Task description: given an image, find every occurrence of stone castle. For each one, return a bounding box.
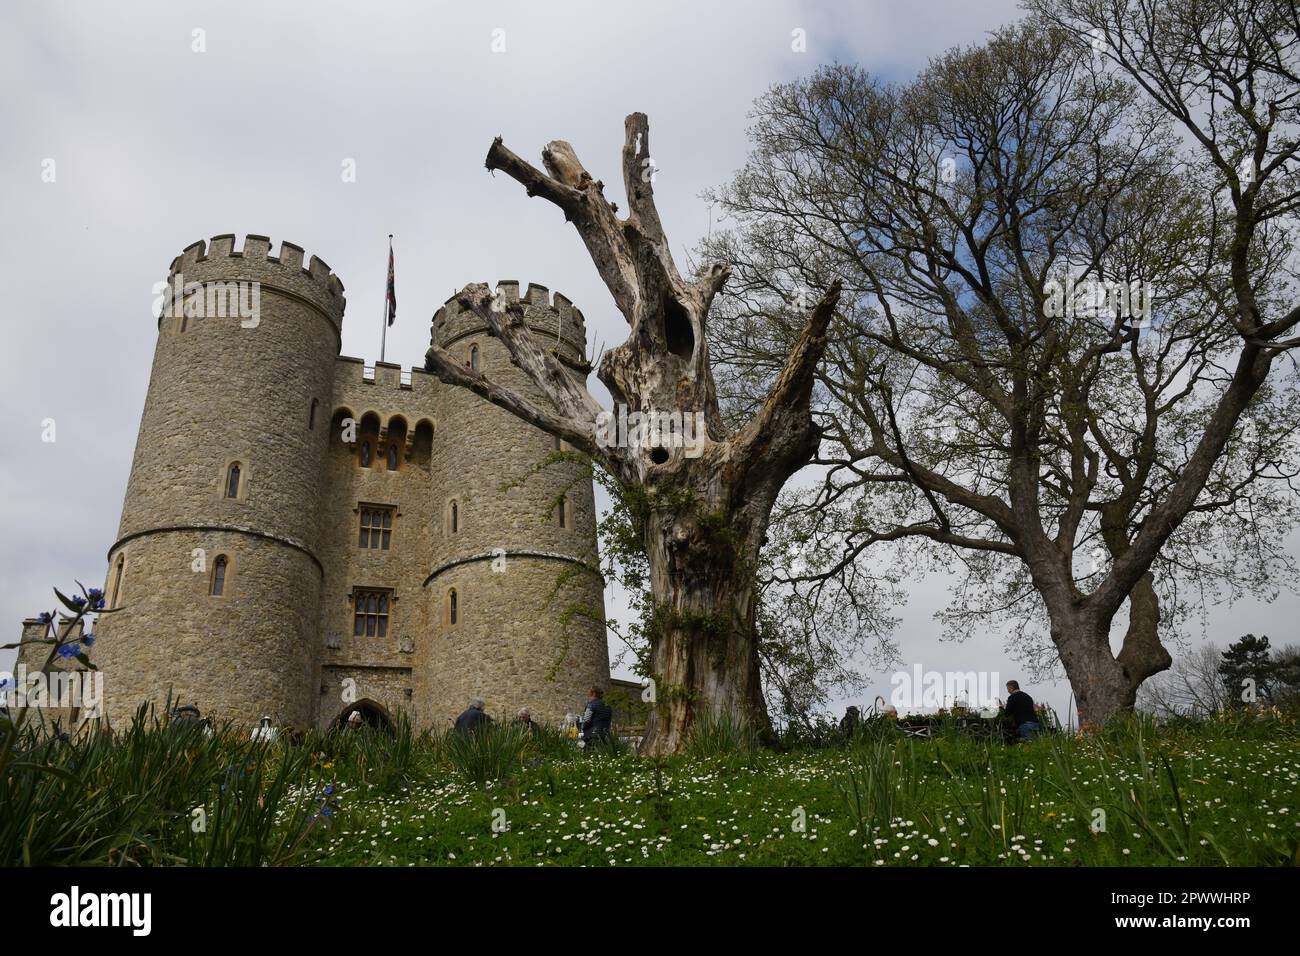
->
[20,233,613,732]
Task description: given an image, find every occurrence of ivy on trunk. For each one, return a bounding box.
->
[425,114,841,754]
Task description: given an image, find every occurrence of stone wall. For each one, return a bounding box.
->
[319,664,412,730]
[315,360,439,730]
[423,284,609,727]
[91,235,341,731]
[57,240,612,736]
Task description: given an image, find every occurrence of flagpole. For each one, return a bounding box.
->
[380,235,392,363]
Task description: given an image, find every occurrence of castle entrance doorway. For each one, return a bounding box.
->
[333,698,395,734]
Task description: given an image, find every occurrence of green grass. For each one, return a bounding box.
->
[3,709,1297,866]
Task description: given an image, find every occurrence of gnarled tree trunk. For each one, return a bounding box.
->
[1045,566,1172,728]
[642,506,769,754]
[1050,609,1129,727]
[424,114,841,754]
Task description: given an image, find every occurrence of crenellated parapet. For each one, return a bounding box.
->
[335,356,435,391]
[429,281,589,362]
[81,229,611,734]
[166,234,347,331]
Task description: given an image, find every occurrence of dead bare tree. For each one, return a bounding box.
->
[424,114,842,754]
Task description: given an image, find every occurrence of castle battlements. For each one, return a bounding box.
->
[71,236,611,736]
[167,234,346,327]
[430,280,589,358]
[335,356,434,391]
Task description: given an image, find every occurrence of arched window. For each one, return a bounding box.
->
[357,413,381,468]
[558,494,568,529]
[387,443,399,471]
[225,463,241,499]
[109,555,125,609]
[309,398,319,430]
[450,501,459,534]
[469,345,479,371]
[411,420,434,466]
[448,588,458,626]
[211,556,227,596]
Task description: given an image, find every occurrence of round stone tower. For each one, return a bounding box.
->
[423,282,610,727]
[93,234,344,730]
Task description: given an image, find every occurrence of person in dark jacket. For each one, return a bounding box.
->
[454,697,491,734]
[839,705,861,739]
[580,687,612,746]
[1003,681,1040,741]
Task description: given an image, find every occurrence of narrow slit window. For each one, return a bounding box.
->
[309,398,319,430]
[225,463,241,499]
[211,556,227,596]
[387,443,399,471]
[448,589,458,625]
[469,345,479,371]
[450,501,459,534]
[360,441,372,468]
[109,557,124,609]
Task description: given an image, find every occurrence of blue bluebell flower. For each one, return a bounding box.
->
[82,633,95,646]
[57,643,78,658]
[37,612,52,625]
[70,595,86,609]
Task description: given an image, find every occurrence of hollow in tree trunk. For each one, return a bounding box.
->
[424,113,842,754]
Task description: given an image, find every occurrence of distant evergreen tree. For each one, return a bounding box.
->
[1272,646,1300,712]
[1218,635,1281,707]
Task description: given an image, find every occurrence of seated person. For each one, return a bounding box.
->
[1003,681,1040,740]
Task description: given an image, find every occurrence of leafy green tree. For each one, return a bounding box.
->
[704,4,1300,725]
[1272,644,1300,712]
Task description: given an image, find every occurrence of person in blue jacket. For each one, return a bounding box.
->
[579,686,612,746]
[454,697,491,734]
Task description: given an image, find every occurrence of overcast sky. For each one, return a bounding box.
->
[3,0,1296,722]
